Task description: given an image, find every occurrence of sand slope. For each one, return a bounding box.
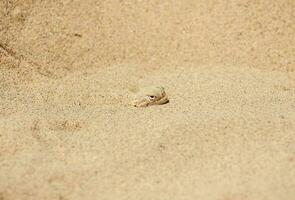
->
[1,0,295,200]
[1,65,295,200]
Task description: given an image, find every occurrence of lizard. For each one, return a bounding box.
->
[132,86,169,107]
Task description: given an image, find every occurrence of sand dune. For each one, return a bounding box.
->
[1,0,295,199]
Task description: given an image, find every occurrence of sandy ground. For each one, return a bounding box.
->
[1,0,295,200]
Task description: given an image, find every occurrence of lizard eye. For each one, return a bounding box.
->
[149,95,156,99]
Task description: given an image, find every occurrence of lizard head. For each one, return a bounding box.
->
[132,86,169,107]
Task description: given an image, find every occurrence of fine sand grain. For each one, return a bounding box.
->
[1,1,295,200]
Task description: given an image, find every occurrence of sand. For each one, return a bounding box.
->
[1,0,295,200]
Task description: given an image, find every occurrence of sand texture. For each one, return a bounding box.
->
[1,0,295,200]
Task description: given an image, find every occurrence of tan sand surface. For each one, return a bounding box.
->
[1,0,295,200]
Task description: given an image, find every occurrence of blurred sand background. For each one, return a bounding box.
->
[0,0,295,199]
